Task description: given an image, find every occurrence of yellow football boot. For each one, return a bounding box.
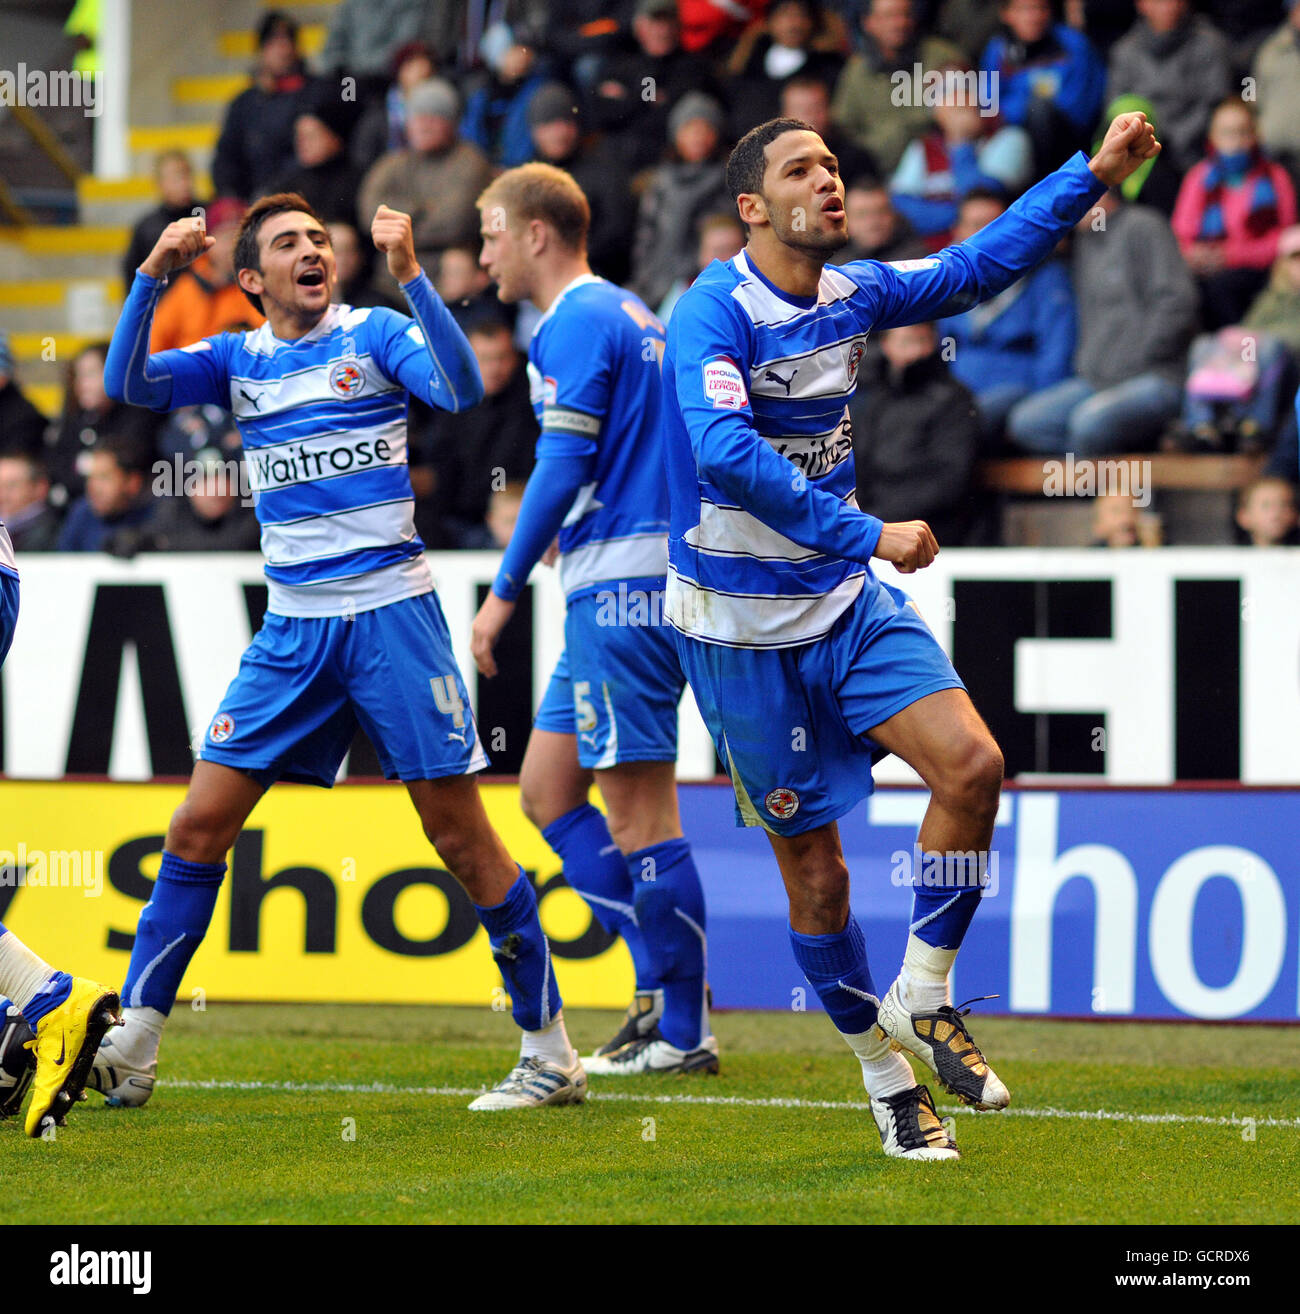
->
[24,979,122,1137]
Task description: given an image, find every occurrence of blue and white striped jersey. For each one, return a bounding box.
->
[106,269,482,617]
[662,151,1105,649]
[525,274,669,599]
[0,522,16,578]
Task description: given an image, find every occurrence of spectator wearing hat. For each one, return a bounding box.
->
[122,150,202,287]
[630,91,732,310]
[350,40,439,171]
[150,198,265,352]
[269,90,365,225]
[460,23,552,168]
[527,82,636,285]
[212,11,321,201]
[0,453,60,552]
[358,78,495,274]
[590,0,729,173]
[0,332,49,458]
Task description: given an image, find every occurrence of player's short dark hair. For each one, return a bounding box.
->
[477,163,590,253]
[726,117,816,225]
[234,192,328,314]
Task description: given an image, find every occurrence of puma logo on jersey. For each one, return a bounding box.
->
[764,367,798,395]
[239,387,263,411]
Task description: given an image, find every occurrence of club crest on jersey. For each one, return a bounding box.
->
[209,713,235,744]
[703,356,748,409]
[846,339,867,384]
[765,787,800,820]
[329,359,366,398]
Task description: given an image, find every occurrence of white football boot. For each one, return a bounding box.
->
[870,1084,961,1161]
[585,989,664,1063]
[468,1053,588,1111]
[87,1006,163,1107]
[583,1027,719,1076]
[877,982,1010,1111]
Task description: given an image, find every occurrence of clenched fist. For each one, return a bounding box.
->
[371,204,419,284]
[873,520,939,574]
[139,214,214,280]
[1089,111,1161,188]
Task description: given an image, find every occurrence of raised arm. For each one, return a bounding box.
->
[370,204,484,412]
[105,216,228,410]
[860,112,1160,331]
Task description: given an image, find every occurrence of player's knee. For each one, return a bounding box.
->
[936,736,1004,820]
[166,798,238,862]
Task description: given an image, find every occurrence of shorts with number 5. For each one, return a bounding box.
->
[197,591,488,786]
[534,588,685,768]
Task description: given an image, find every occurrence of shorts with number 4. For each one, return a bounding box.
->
[534,588,685,768]
[198,591,488,787]
[674,577,964,836]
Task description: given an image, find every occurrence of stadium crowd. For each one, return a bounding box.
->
[1,0,1298,553]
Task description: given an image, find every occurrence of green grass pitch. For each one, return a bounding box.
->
[3,1005,1297,1225]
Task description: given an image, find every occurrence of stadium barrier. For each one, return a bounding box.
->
[0,780,1295,1021]
[1,548,1298,783]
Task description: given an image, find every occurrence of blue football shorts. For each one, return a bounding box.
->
[197,590,488,787]
[533,585,685,769]
[675,577,964,836]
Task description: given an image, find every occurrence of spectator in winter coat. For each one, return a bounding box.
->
[1008,189,1199,454]
[851,321,984,545]
[56,435,157,553]
[1172,99,1298,330]
[1250,4,1300,186]
[938,189,1075,443]
[358,79,495,274]
[460,23,551,169]
[629,93,731,311]
[212,11,321,201]
[831,0,966,176]
[889,91,1033,246]
[122,150,201,287]
[979,0,1105,173]
[1105,0,1233,180]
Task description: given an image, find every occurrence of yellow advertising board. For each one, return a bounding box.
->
[0,782,633,1008]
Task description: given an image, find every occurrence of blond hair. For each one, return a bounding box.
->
[478,163,590,253]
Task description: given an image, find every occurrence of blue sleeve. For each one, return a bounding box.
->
[844,151,1105,330]
[1030,261,1077,388]
[533,308,616,450]
[104,271,230,411]
[372,270,485,412]
[491,452,594,601]
[670,289,883,565]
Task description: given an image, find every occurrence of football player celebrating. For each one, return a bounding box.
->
[662,112,1160,1158]
[96,197,585,1111]
[0,520,122,1136]
[471,165,715,1075]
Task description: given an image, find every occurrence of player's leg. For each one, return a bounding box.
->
[520,725,666,1056]
[0,568,122,1132]
[765,822,957,1160]
[345,593,581,1110]
[585,760,715,1072]
[91,760,266,1106]
[405,774,584,1110]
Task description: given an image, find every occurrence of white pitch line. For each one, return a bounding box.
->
[161,1080,1300,1130]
